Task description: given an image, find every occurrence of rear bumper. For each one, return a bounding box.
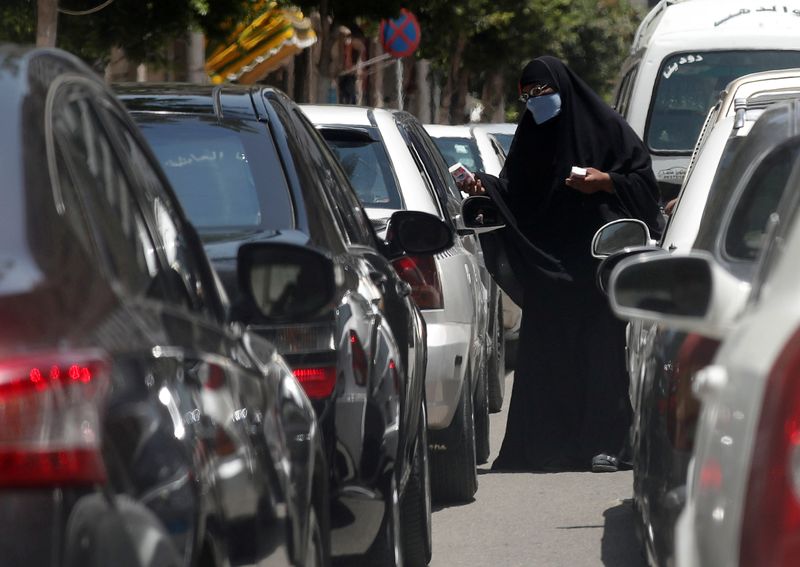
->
[423,319,471,429]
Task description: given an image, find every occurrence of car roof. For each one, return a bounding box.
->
[634,0,800,53]
[473,123,517,135]
[423,124,473,138]
[718,68,800,118]
[300,104,375,127]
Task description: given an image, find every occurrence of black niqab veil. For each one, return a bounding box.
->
[482,57,662,472]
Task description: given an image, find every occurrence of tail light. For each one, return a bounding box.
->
[666,333,719,451]
[740,326,800,566]
[0,350,110,487]
[350,331,368,386]
[293,367,337,399]
[391,255,443,309]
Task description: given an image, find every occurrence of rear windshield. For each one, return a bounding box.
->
[135,114,294,230]
[321,134,402,209]
[647,50,800,153]
[430,136,484,173]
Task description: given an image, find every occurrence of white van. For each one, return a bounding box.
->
[614,0,800,200]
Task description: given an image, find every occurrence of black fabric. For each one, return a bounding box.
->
[483,56,661,471]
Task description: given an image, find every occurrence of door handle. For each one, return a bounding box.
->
[396,280,412,297]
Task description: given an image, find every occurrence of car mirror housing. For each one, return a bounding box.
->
[608,251,751,339]
[236,242,342,323]
[461,195,506,234]
[595,246,665,296]
[384,210,454,258]
[592,219,652,258]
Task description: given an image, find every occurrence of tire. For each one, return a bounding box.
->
[429,377,478,503]
[488,292,506,413]
[401,403,433,566]
[474,362,490,466]
[365,472,403,567]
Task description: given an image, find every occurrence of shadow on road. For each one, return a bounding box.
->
[601,499,646,567]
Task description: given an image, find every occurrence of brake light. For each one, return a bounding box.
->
[391,255,443,309]
[741,326,800,566]
[293,367,337,399]
[350,331,368,386]
[0,351,110,487]
[666,334,719,451]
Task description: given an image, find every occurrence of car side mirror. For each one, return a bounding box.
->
[461,195,506,234]
[237,242,342,322]
[384,210,454,259]
[595,246,664,296]
[592,219,652,258]
[609,251,751,339]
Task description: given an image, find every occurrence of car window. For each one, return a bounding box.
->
[430,135,484,172]
[322,130,403,210]
[135,113,293,231]
[51,83,161,297]
[724,142,800,262]
[616,64,639,118]
[647,50,800,152]
[102,107,222,319]
[266,95,347,254]
[292,109,375,246]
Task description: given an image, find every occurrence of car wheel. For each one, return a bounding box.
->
[474,361,490,465]
[429,375,478,503]
[366,471,403,567]
[304,507,325,567]
[488,292,506,413]
[401,402,432,566]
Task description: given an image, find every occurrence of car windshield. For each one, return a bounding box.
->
[647,50,800,153]
[135,114,293,230]
[430,136,484,173]
[492,133,514,154]
[322,135,402,209]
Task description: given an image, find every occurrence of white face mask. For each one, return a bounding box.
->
[526,92,562,124]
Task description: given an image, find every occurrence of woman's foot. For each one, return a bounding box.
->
[591,453,620,473]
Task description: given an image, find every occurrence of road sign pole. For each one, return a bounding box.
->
[396,58,403,111]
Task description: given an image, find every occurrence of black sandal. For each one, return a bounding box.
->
[591,453,619,473]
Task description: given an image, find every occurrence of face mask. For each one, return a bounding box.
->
[526,92,562,124]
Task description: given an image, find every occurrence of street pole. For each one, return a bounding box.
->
[396,58,403,111]
[36,0,58,47]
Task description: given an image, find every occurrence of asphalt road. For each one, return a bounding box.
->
[429,372,647,567]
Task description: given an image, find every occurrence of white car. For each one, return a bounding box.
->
[613,0,800,201]
[474,122,516,155]
[302,104,503,503]
[592,70,800,567]
[424,123,523,361]
[602,99,800,567]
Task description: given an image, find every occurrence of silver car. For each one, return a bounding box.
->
[302,104,501,503]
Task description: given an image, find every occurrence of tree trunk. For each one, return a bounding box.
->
[436,32,467,124]
[452,68,469,123]
[481,70,506,123]
[314,0,336,103]
[36,0,58,48]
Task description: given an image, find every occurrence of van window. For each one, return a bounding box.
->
[647,50,800,153]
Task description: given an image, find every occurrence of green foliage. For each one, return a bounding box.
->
[0,0,251,66]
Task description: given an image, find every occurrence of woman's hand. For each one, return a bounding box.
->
[565,167,614,194]
[458,176,486,196]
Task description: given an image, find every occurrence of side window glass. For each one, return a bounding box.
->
[293,109,373,246]
[51,85,161,297]
[724,144,800,262]
[103,108,217,317]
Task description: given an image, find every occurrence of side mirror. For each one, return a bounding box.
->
[592,219,652,258]
[461,195,506,234]
[595,246,664,295]
[237,243,342,322]
[608,251,751,338]
[384,210,453,259]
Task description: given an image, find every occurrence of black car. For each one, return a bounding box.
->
[119,84,452,566]
[0,45,331,567]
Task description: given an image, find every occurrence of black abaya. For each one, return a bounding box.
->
[479,57,662,471]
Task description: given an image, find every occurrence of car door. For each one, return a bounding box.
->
[88,92,294,565]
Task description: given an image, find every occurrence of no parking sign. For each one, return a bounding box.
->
[380,9,421,58]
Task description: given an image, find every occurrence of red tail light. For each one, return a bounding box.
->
[741,326,800,566]
[350,331,368,386]
[0,351,110,487]
[666,334,719,451]
[293,367,337,399]
[391,255,443,309]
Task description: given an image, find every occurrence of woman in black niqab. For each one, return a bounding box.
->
[471,56,662,471]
